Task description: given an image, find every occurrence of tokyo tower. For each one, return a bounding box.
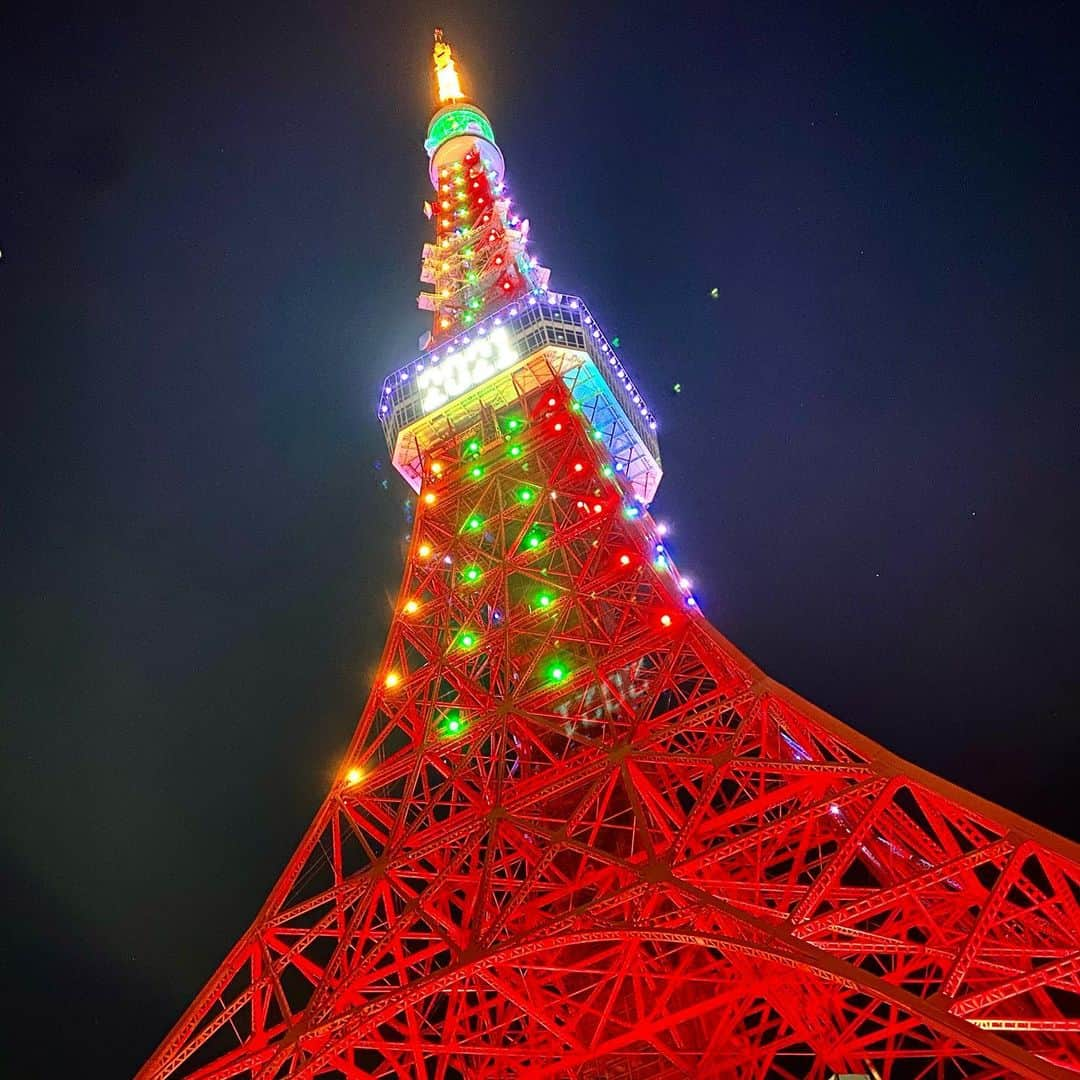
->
[139,30,1080,1080]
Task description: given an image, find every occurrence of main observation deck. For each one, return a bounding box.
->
[379,291,663,505]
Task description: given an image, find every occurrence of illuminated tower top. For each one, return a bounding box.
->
[379,32,662,504]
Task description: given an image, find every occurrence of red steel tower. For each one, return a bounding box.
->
[139,31,1080,1079]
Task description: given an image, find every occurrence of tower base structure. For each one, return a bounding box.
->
[140,375,1080,1079]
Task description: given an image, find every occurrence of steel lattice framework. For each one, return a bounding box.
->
[139,30,1080,1080]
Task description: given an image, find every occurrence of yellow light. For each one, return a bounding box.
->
[384,672,400,689]
[431,461,443,474]
[433,30,463,102]
[403,599,419,614]
[423,492,437,505]
[345,767,362,785]
[418,543,433,559]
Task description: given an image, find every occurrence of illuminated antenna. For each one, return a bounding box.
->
[433,28,463,103]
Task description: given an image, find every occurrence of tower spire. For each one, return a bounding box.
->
[433,28,463,104]
[417,30,550,349]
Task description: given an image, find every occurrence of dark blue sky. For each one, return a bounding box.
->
[3,3,1077,1074]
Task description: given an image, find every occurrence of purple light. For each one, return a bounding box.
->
[528,297,537,305]
[649,421,657,430]
[510,306,519,315]
[584,316,592,325]
[569,300,579,310]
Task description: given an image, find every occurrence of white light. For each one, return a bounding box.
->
[416,327,519,414]
[601,343,609,351]
[584,316,592,325]
[656,523,668,536]
[400,372,408,382]
[649,421,657,430]
[569,300,579,310]
[680,577,692,590]
[528,297,537,305]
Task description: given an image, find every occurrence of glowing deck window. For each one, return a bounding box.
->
[417,328,518,413]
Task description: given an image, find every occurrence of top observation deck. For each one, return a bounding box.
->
[379,291,662,505]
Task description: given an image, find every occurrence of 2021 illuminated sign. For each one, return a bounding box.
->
[417,327,518,414]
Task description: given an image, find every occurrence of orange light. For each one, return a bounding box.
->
[384,672,400,689]
[345,767,362,785]
[418,543,433,559]
[423,492,437,505]
[403,599,419,614]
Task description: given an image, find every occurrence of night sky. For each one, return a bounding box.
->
[3,3,1078,1075]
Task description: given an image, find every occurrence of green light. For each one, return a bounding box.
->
[547,662,568,683]
[466,516,483,531]
[463,247,474,257]
[424,107,496,156]
[462,313,474,324]
[526,531,543,549]
[537,592,553,608]
[463,565,482,584]
[441,709,466,737]
[592,429,603,440]
[466,271,478,284]
[509,445,522,458]
[459,631,476,648]
[464,439,480,456]
[571,401,582,412]
[506,418,520,431]
[468,297,482,310]
[602,465,614,478]
[470,465,484,479]
[516,488,534,504]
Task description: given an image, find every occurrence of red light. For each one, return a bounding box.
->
[554,423,563,432]
[593,503,602,513]
[619,554,631,567]
[573,463,583,472]
[547,397,556,407]
[503,282,512,290]
[660,614,673,628]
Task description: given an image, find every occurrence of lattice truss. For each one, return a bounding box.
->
[140,379,1080,1080]
[419,147,538,342]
